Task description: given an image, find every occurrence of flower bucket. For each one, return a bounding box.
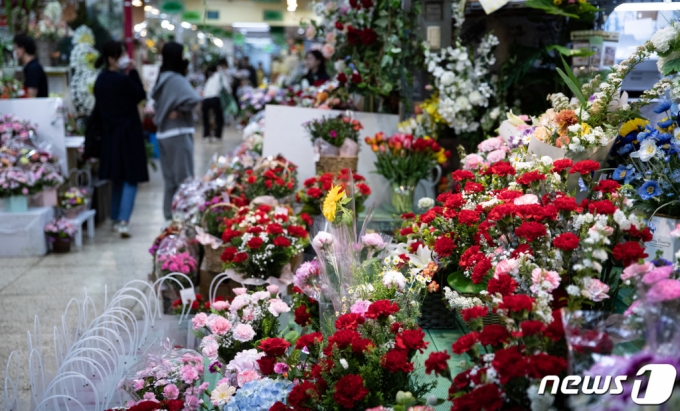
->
[4,195,28,213]
[391,181,416,214]
[645,216,680,262]
[63,205,86,219]
[51,237,71,253]
[30,188,58,208]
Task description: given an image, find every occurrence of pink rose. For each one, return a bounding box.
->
[209,316,232,335]
[163,384,179,400]
[212,300,230,311]
[192,313,208,330]
[486,149,507,163]
[530,268,561,294]
[462,154,484,170]
[233,288,248,295]
[233,323,256,342]
[514,194,539,206]
[477,136,504,153]
[494,258,518,277]
[580,277,610,302]
[326,32,336,44]
[237,369,261,387]
[268,298,291,317]
[266,284,279,295]
[647,279,680,302]
[642,265,674,285]
[621,261,654,281]
[350,300,371,316]
[305,26,316,40]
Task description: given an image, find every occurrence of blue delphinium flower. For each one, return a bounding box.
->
[671,169,680,183]
[617,143,633,155]
[612,164,636,184]
[224,378,292,411]
[638,180,663,200]
[657,133,673,142]
[658,118,674,129]
[654,100,672,114]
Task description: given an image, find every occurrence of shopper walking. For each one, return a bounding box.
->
[91,40,148,237]
[151,42,201,221]
[13,34,48,98]
[202,64,230,141]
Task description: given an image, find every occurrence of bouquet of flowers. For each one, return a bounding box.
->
[0,76,23,99]
[304,114,363,149]
[120,342,207,407]
[0,114,36,143]
[243,156,298,200]
[292,260,322,330]
[192,286,290,366]
[59,187,89,209]
[44,217,76,239]
[0,167,35,197]
[31,163,64,191]
[219,204,309,280]
[296,169,371,216]
[157,252,198,278]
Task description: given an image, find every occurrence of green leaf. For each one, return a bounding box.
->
[380,55,393,68]
[525,0,580,18]
[447,271,486,294]
[547,44,595,57]
[556,67,586,107]
[374,17,389,28]
[284,329,299,344]
[661,57,680,76]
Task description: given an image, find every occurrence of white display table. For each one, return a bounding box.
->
[0,206,54,257]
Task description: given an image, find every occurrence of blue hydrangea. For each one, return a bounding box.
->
[223,378,292,411]
[638,180,663,200]
[612,164,636,184]
[654,100,672,114]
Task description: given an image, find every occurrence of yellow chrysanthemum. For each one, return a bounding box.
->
[322,185,344,222]
[619,118,648,137]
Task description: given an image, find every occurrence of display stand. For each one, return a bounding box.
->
[0,207,54,257]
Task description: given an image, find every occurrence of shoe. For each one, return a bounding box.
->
[118,222,131,238]
[111,221,121,232]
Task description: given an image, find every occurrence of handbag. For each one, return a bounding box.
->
[84,102,103,159]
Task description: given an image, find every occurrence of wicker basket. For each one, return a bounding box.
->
[417,290,458,329]
[201,202,239,273]
[315,155,358,175]
[455,305,501,330]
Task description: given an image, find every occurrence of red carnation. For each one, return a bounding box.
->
[257,355,276,375]
[487,273,518,296]
[498,294,535,313]
[420,209,437,223]
[401,212,416,220]
[544,310,565,342]
[221,228,241,243]
[247,237,264,249]
[336,72,348,84]
[511,243,533,258]
[478,324,510,346]
[612,241,648,266]
[300,212,313,227]
[551,158,573,173]
[381,348,414,373]
[351,337,374,354]
[488,161,516,177]
[471,256,492,284]
[163,400,185,411]
[335,313,365,330]
[569,159,600,174]
[516,170,547,185]
[526,353,567,379]
[233,252,248,263]
[553,232,580,251]
[425,351,450,376]
[515,221,547,242]
[497,189,524,201]
[221,246,238,262]
[395,328,428,353]
[273,236,291,247]
[357,183,371,195]
[307,187,324,198]
[287,381,318,410]
[258,338,291,357]
[491,346,527,384]
[248,226,264,235]
[287,225,308,238]
[520,320,547,337]
[444,193,465,209]
[452,170,475,181]
[294,305,312,326]
[462,384,504,411]
[552,196,579,212]
[400,227,414,236]
[463,181,485,193]
[593,179,621,194]
[325,329,361,355]
[269,401,292,411]
[335,21,343,30]
[451,332,478,354]
[333,375,368,409]
[296,332,323,350]
[461,306,488,322]
[458,209,481,226]
[364,300,399,319]
[128,402,162,411]
[588,199,617,215]
[626,225,653,242]
[267,223,284,235]
[434,236,456,257]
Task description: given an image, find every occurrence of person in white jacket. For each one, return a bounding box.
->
[202,64,231,141]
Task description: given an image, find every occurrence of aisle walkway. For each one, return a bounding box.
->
[0,128,241,410]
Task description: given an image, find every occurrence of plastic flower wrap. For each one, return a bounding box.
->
[171,179,210,224]
[192,287,289,366]
[44,217,76,238]
[59,187,89,209]
[0,114,37,143]
[296,168,370,216]
[219,203,309,281]
[242,155,298,200]
[120,340,207,406]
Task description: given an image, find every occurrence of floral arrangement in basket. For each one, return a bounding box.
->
[44,217,76,239]
[59,187,89,209]
[296,169,371,216]
[364,132,449,212]
[31,163,64,192]
[120,342,207,409]
[219,204,309,280]
[305,114,363,151]
[0,167,35,197]
[0,114,36,143]
[157,252,198,278]
[29,2,70,41]
[192,286,290,367]
[243,156,298,200]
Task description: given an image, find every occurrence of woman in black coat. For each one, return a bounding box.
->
[92,40,148,238]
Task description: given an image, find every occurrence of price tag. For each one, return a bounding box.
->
[275,206,289,216]
[180,287,197,305]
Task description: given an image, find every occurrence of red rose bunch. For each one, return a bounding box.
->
[220,204,309,279]
[296,169,371,216]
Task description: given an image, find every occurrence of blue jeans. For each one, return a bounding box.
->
[111,180,138,222]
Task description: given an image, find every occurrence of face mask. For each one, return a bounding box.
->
[117,54,131,68]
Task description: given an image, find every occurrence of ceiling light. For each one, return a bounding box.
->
[161,19,169,28]
[167,24,175,30]
[287,0,297,11]
[131,0,142,7]
[213,38,224,47]
[232,22,270,31]
[614,2,680,11]
[181,21,191,29]
[151,8,159,14]
[144,5,152,11]
[140,29,147,37]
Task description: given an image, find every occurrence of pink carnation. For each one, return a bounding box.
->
[212,300,230,311]
[209,316,232,335]
[514,194,539,206]
[478,136,504,153]
[233,323,256,342]
[486,149,507,163]
[494,258,518,277]
[462,154,484,170]
[181,364,199,383]
[163,384,179,400]
[621,261,654,280]
[350,300,371,316]
[233,287,248,295]
[274,362,290,374]
[642,265,673,285]
[267,284,280,295]
[647,279,680,302]
[192,313,208,330]
[268,298,291,317]
[530,268,561,294]
[236,369,261,387]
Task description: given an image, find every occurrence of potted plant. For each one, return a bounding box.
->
[304,114,363,174]
[59,187,89,218]
[45,217,76,253]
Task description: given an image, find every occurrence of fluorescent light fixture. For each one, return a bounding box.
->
[131,0,143,6]
[144,5,152,11]
[614,2,680,11]
[232,22,270,31]
[181,21,192,29]
[213,38,224,47]
[151,8,160,14]
[287,0,297,11]
[140,29,147,37]
[161,19,169,28]
[167,24,175,30]
[197,32,205,39]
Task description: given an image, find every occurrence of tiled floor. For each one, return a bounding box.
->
[0,128,242,410]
